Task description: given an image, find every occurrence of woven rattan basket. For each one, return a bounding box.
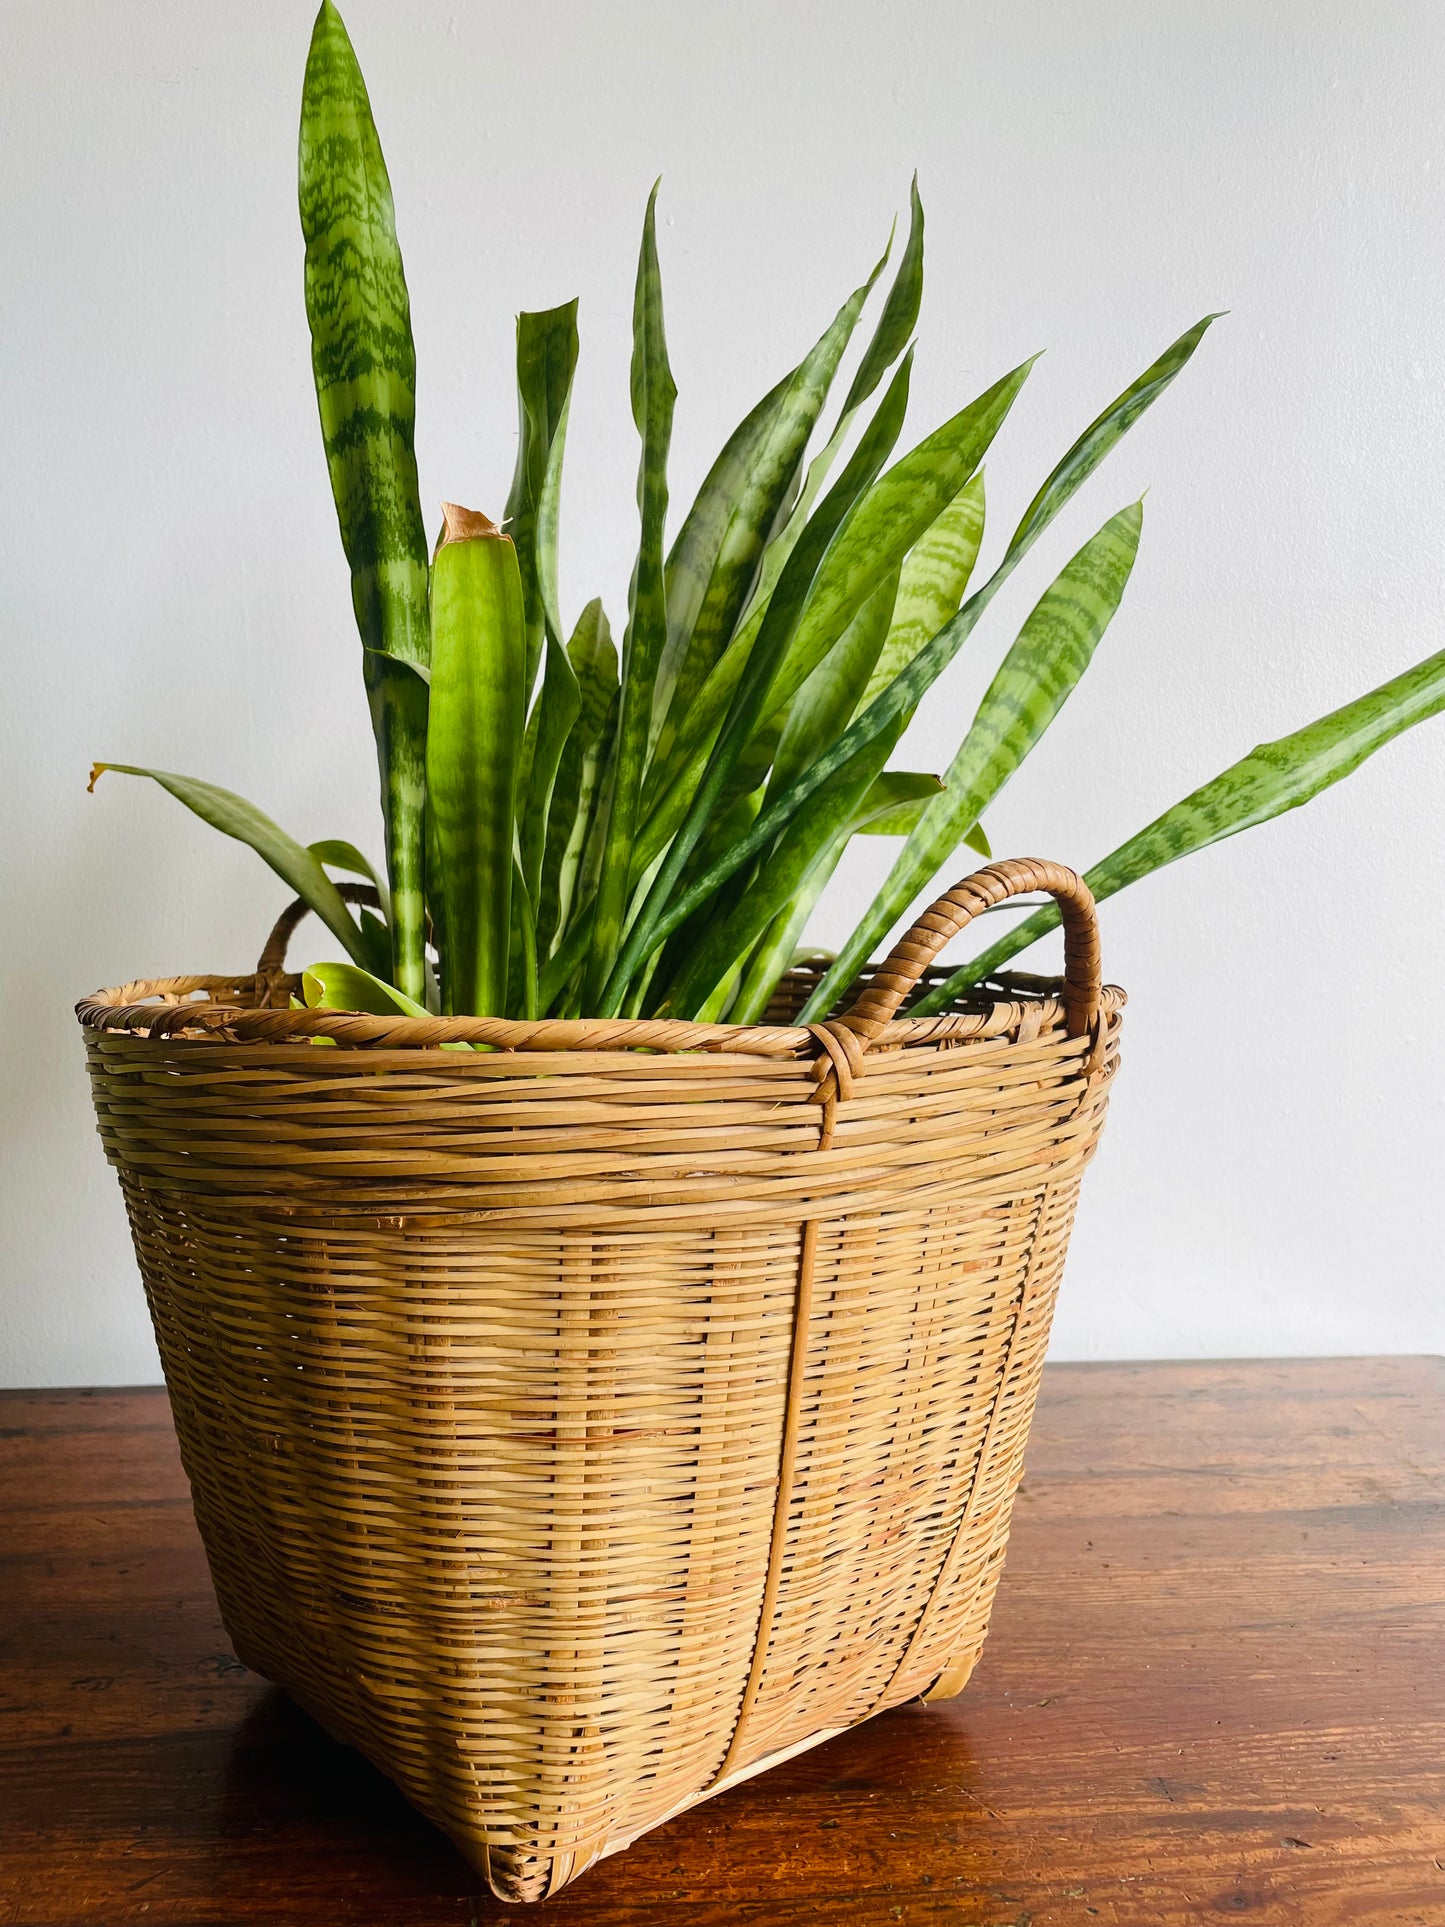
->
[78,857,1122,1902]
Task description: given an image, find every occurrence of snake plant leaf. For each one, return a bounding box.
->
[720,776,967,1027]
[303,958,478,1044]
[512,856,539,1020]
[504,299,580,692]
[609,356,1037,1003]
[860,470,986,712]
[852,771,947,833]
[308,836,379,884]
[537,890,595,1012]
[775,317,1214,737]
[841,175,925,418]
[302,959,428,1017]
[299,1,429,672]
[663,738,893,1020]
[505,304,583,904]
[353,908,393,978]
[801,500,1143,1021]
[726,848,844,1025]
[365,670,429,996]
[426,504,527,1016]
[724,775,959,1024]
[602,344,949,1014]
[656,317,1218,957]
[309,834,394,974]
[299,0,430,998]
[643,346,917,835]
[518,628,582,904]
[537,600,617,952]
[787,314,1218,818]
[308,838,391,921]
[584,183,677,1003]
[555,698,619,959]
[739,179,925,648]
[770,568,899,802]
[759,355,1027,735]
[912,641,1445,1015]
[649,247,888,771]
[90,763,373,968]
[1007,312,1221,565]
[651,372,791,740]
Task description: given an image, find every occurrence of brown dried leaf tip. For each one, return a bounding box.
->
[438,501,503,545]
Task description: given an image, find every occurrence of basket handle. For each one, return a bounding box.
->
[838,858,1101,1042]
[254,884,385,1003]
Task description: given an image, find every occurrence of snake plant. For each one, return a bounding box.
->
[94,1,1445,1023]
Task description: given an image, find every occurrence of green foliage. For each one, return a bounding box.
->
[910,645,1445,1013]
[91,5,1445,1028]
[426,508,527,1016]
[297,0,430,998]
[90,764,374,969]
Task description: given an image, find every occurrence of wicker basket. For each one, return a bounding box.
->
[78,858,1122,1902]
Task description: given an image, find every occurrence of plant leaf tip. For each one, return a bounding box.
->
[87,762,108,794]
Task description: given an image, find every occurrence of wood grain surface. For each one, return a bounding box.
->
[2,1357,1441,1926]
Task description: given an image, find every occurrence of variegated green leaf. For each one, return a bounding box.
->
[308,837,391,923]
[651,372,790,741]
[648,249,888,770]
[599,346,942,1013]
[609,358,1035,1001]
[642,348,916,834]
[506,303,584,907]
[537,599,617,953]
[726,847,844,1026]
[302,957,475,1042]
[660,738,892,1020]
[725,773,957,1027]
[299,0,430,996]
[769,568,899,802]
[90,763,372,968]
[736,179,926,647]
[505,299,580,691]
[801,500,1142,1020]
[840,175,925,417]
[911,642,1445,1014]
[760,360,1025,734]
[852,770,947,834]
[426,506,527,1016]
[302,959,428,1016]
[643,318,1218,962]
[1006,312,1221,564]
[859,470,985,712]
[584,184,677,1003]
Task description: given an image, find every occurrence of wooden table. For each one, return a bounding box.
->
[2,1358,1440,1925]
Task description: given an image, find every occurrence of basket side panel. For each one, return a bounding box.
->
[118,1179,807,1892]
[701,1185,1064,1776]
[702,1032,1111,1783]
[900,1176,1082,1702]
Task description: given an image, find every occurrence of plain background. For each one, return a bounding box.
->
[2,0,1442,1387]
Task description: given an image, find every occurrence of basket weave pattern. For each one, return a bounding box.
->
[78,859,1122,1902]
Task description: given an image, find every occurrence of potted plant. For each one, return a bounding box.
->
[79,3,1445,1902]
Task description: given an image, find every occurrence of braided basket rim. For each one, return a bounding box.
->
[76,964,1126,1058]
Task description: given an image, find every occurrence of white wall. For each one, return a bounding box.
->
[2,0,1442,1386]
